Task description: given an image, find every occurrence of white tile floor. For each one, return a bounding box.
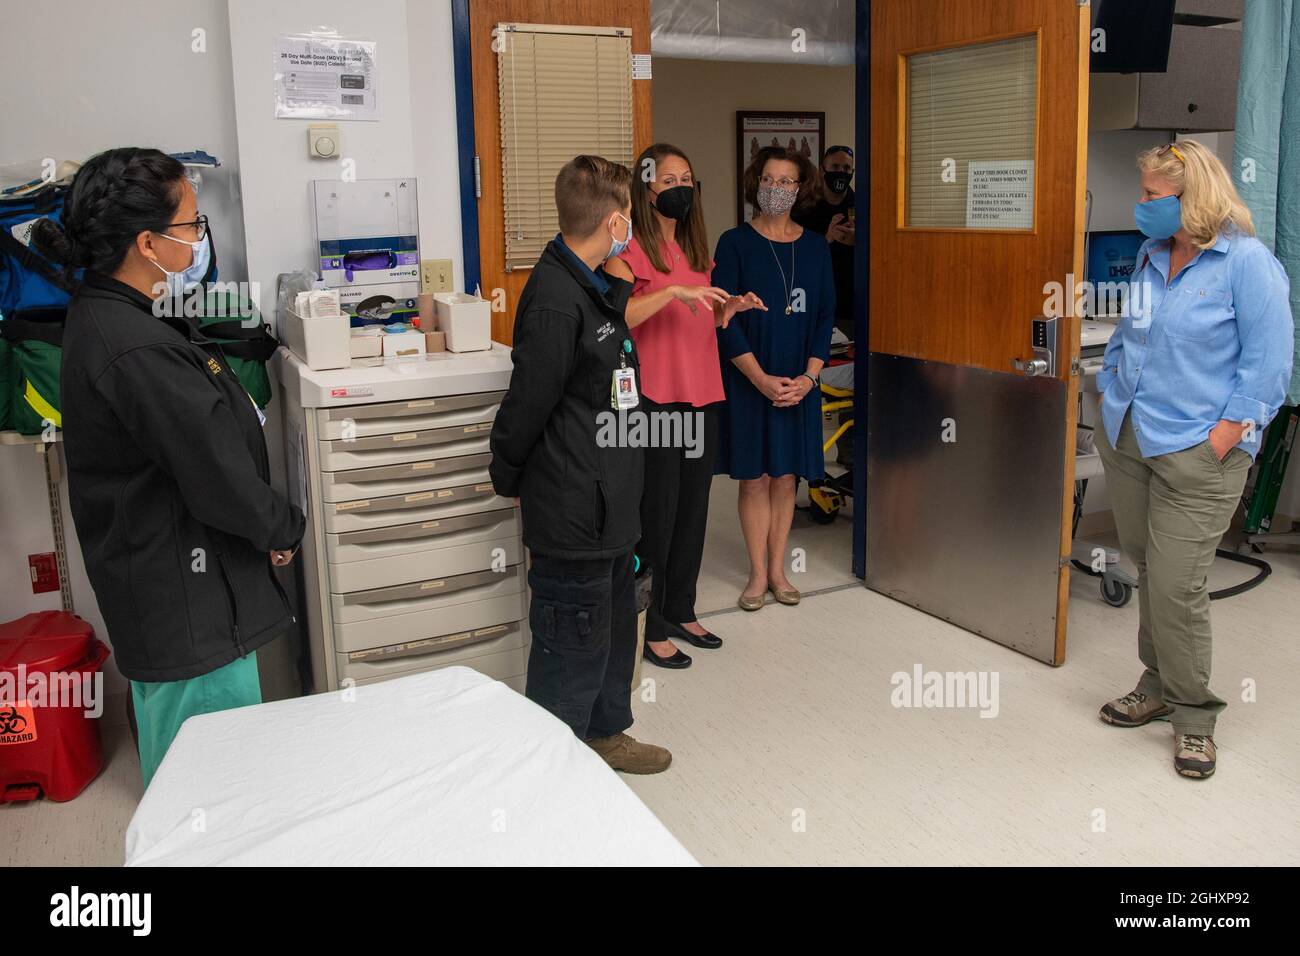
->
[5,474,1299,867]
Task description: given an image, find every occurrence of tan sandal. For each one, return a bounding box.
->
[737,592,765,611]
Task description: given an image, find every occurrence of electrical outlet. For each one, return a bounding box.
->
[420,258,454,293]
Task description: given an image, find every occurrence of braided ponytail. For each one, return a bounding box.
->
[30,147,187,286]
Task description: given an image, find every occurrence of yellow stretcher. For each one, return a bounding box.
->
[807,381,854,524]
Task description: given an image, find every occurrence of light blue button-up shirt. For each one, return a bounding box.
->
[1097,232,1294,459]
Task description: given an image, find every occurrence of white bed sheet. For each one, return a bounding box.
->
[124,666,696,866]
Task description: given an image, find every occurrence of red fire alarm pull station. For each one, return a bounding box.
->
[28,553,59,595]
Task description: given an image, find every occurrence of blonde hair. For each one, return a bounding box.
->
[1137,139,1254,250]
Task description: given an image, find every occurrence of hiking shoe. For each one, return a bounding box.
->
[586,732,672,774]
[1175,734,1216,778]
[1099,690,1173,727]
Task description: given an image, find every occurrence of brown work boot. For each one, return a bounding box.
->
[1174,734,1217,779]
[1099,689,1173,727]
[586,732,672,774]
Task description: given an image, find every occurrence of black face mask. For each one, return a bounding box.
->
[651,184,695,221]
[824,171,853,195]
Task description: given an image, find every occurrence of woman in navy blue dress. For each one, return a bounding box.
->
[713,146,836,611]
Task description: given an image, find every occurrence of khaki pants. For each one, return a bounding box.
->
[1095,413,1250,735]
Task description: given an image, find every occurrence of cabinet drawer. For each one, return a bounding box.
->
[334,590,526,653]
[317,426,492,471]
[326,507,518,559]
[331,564,525,624]
[316,391,504,439]
[321,453,493,502]
[324,480,505,534]
[326,522,522,593]
[339,640,529,687]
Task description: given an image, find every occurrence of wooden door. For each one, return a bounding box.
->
[866,0,1089,664]
[468,0,654,344]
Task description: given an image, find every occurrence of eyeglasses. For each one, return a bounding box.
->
[164,214,209,241]
[759,175,800,190]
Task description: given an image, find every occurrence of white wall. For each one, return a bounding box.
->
[226,0,464,324]
[0,0,249,700]
[0,0,466,700]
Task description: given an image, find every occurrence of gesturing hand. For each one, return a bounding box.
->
[717,291,767,329]
[270,548,297,567]
[674,284,731,315]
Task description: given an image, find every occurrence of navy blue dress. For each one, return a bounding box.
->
[712,222,836,479]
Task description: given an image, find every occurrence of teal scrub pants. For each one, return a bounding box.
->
[129,652,261,789]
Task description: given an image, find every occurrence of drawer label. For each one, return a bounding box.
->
[437,489,453,498]
[411,462,436,471]
[407,399,438,409]
[331,386,374,398]
[464,423,492,434]
[391,432,419,443]
[420,580,446,590]
[335,500,370,511]
[420,521,442,529]
[405,492,435,503]
[475,483,494,493]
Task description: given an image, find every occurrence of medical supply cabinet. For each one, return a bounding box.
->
[275,347,529,693]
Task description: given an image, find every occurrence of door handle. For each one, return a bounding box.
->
[1012,357,1050,377]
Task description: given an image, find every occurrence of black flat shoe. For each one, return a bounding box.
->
[642,642,692,669]
[666,621,722,649]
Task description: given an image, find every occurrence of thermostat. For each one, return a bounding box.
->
[308,125,341,159]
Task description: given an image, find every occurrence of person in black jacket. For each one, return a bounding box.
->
[32,148,304,788]
[490,155,671,774]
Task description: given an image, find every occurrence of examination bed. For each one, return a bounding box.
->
[124,666,697,866]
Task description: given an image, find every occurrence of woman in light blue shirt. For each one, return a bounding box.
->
[1095,140,1293,779]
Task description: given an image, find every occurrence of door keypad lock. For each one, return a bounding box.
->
[1013,317,1057,377]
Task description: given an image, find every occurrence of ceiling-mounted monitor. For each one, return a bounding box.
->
[1090,0,1176,74]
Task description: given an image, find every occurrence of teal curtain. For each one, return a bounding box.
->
[1233,0,1300,402]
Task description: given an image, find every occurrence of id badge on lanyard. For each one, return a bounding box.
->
[610,339,638,410]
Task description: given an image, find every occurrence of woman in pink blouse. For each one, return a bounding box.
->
[606,143,764,668]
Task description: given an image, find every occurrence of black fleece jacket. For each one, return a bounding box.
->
[60,272,304,682]
[489,239,644,560]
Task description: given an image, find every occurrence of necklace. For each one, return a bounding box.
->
[766,238,795,314]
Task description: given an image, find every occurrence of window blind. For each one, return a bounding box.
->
[905,35,1038,230]
[497,23,634,270]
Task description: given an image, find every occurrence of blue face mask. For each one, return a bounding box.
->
[1133,194,1183,240]
[606,213,632,261]
[151,231,211,297]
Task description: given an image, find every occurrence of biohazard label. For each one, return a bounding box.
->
[0,702,37,745]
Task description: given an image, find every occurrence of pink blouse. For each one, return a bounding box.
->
[618,236,725,407]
